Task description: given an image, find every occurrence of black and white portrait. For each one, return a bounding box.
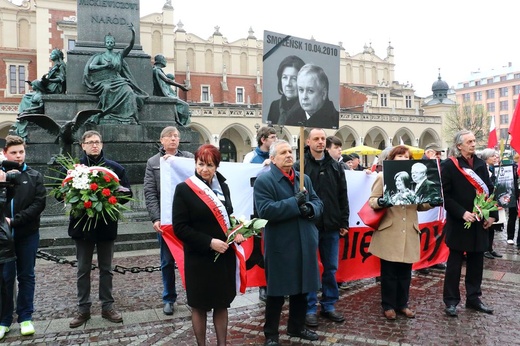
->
[494,164,516,208]
[383,160,443,205]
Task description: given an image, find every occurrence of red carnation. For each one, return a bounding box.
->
[108,196,118,204]
[104,175,111,182]
[102,188,111,197]
[84,200,92,209]
[90,183,98,191]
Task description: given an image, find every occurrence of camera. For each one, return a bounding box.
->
[0,160,21,185]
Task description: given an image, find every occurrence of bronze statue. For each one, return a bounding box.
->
[152,54,191,126]
[41,48,67,94]
[11,80,46,140]
[83,24,148,124]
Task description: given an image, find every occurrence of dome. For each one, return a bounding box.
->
[432,74,449,92]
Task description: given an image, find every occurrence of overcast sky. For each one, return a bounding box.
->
[139,0,520,98]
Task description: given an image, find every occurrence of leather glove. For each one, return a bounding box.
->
[299,203,314,218]
[429,199,444,207]
[377,197,393,208]
[294,191,307,206]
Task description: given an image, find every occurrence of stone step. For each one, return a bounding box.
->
[38,218,160,256]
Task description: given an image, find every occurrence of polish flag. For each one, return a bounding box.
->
[509,102,520,153]
[487,116,498,149]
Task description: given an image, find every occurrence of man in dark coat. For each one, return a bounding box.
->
[68,130,132,328]
[294,129,348,327]
[411,162,441,204]
[254,140,323,346]
[144,126,193,316]
[441,130,497,317]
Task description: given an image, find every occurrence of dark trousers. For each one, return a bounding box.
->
[443,249,484,306]
[264,293,307,340]
[380,259,412,311]
[0,263,5,320]
[507,207,519,244]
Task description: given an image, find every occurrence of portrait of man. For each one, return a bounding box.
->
[411,162,441,204]
[285,64,339,129]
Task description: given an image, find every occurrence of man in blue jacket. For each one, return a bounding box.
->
[0,135,46,338]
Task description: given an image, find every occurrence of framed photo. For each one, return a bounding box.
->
[262,30,340,129]
[494,164,516,208]
[382,160,443,206]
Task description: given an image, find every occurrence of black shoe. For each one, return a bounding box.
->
[264,339,280,346]
[417,268,430,274]
[483,251,495,259]
[305,313,318,327]
[444,305,458,317]
[287,327,319,341]
[432,263,447,270]
[259,286,267,302]
[163,302,174,315]
[490,251,503,258]
[320,310,345,322]
[466,301,493,314]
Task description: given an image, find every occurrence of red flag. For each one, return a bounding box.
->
[487,116,498,148]
[509,101,520,153]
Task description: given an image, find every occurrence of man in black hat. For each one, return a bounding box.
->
[350,153,365,171]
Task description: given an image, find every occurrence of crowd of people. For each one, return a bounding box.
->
[0,127,517,346]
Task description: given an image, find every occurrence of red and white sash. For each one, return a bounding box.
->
[185,176,247,294]
[450,157,489,196]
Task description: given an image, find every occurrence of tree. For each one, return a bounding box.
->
[443,103,489,148]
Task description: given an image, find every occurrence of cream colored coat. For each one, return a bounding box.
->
[368,172,432,263]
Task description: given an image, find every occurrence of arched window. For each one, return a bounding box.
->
[219,138,236,162]
[240,52,248,75]
[205,49,214,73]
[18,19,30,48]
[187,48,195,71]
[152,30,162,58]
[223,51,231,73]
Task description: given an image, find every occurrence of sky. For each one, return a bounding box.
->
[138,0,520,98]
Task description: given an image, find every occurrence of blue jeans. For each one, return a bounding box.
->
[158,233,177,303]
[1,232,39,326]
[307,231,339,314]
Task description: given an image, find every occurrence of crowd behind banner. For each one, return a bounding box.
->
[160,157,448,287]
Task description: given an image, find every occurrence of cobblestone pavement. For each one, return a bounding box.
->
[1,231,520,345]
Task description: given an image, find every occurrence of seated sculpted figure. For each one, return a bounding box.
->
[152,54,191,126]
[11,80,45,140]
[41,48,66,94]
[83,24,148,124]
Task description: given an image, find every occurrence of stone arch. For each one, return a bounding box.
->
[418,128,442,149]
[187,122,212,146]
[359,65,365,84]
[334,125,359,148]
[220,123,255,162]
[0,121,13,138]
[371,66,377,84]
[223,50,231,73]
[365,126,389,150]
[393,127,416,146]
[346,63,352,82]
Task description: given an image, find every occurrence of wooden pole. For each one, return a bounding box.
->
[299,126,305,191]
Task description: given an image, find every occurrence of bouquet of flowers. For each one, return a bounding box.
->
[214,216,268,262]
[49,155,132,231]
[464,192,498,229]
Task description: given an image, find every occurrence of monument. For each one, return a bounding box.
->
[19,0,198,217]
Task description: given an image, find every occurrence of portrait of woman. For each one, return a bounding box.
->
[368,145,433,320]
[266,55,305,126]
[388,171,416,205]
[83,24,147,124]
[172,144,244,346]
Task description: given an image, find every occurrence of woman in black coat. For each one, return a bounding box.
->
[173,144,244,346]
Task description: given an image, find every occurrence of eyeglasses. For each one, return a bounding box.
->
[83,141,102,146]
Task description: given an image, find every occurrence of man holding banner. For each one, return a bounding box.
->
[254,140,323,345]
[295,128,348,327]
